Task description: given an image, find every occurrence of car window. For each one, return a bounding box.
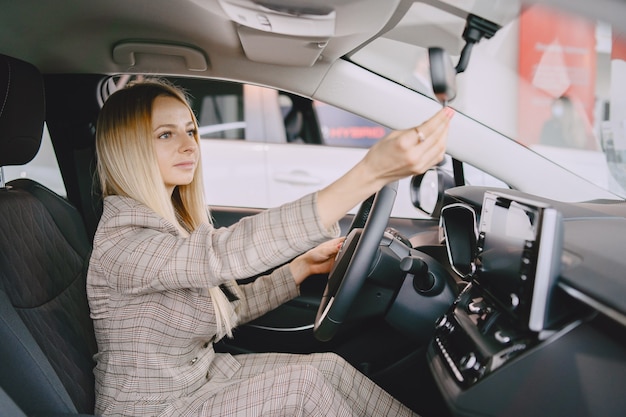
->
[194,82,245,140]
[463,161,509,188]
[278,94,391,147]
[313,100,390,148]
[99,75,507,217]
[2,123,67,197]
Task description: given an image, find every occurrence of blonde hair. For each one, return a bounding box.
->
[96,79,239,339]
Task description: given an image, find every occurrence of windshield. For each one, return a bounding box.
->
[350,1,626,199]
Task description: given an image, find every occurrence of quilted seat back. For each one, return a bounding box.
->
[0,53,96,415]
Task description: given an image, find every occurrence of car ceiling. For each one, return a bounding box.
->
[2,0,624,95]
[0,0,626,78]
[0,1,512,90]
[3,0,403,79]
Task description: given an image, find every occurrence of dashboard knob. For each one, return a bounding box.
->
[459,352,477,370]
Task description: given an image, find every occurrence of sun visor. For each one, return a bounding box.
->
[236,25,328,66]
[218,0,334,66]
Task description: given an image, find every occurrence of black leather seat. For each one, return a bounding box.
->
[0,54,97,416]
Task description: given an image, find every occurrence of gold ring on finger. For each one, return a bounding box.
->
[415,127,425,143]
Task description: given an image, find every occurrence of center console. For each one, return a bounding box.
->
[430,191,568,389]
[428,190,626,417]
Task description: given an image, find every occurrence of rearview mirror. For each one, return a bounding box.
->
[428,47,457,105]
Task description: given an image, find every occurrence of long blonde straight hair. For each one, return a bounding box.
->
[96,79,239,339]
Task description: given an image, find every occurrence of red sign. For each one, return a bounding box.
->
[613,32,626,62]
[517,5,597,149]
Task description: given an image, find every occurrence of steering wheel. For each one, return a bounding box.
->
[314,181,398,342]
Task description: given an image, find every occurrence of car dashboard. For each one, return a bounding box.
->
[427,185,626,417]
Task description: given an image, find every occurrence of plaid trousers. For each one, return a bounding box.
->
[193,351,419,417]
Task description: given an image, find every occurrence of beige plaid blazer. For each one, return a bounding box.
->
[87,193,339,416]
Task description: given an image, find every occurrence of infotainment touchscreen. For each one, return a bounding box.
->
[474,191,563,332]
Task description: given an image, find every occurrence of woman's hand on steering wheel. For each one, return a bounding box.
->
[290,237,345,286]
[314,182,398,342]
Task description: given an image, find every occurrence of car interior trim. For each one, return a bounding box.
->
[247,324,315,332]
[559,282,626,328]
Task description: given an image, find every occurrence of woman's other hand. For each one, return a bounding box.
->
[290,237,345,285]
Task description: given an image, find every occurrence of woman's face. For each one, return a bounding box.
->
[151,95,199,195]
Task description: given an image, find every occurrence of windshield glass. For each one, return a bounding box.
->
[350,1,626,199]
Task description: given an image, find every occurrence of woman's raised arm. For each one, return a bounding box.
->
[316,107,454,229]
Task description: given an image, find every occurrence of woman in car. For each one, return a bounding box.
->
[87,79,453,417]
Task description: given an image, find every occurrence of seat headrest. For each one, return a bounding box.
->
[0,54,45,167]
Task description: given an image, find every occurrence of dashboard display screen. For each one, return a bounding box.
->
[474,192,563,331]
